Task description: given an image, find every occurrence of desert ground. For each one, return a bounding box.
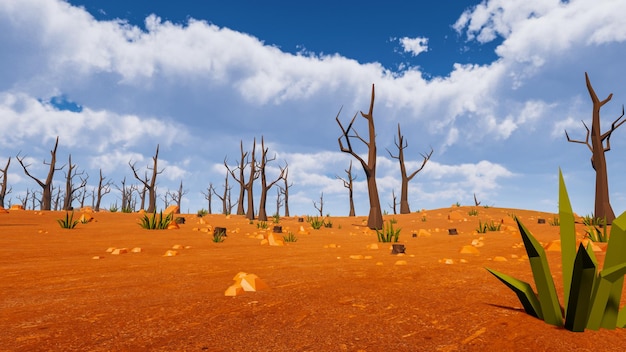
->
[1,206,625,352]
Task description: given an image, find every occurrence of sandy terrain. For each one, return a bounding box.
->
[1,206,625,351]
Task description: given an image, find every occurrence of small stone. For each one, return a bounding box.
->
[111,248,128,255]
[493,256,508,262]
[172,244,184,250]
[105,247,116,253]
[224,284,244,297]
[349,255,364,260]
[460,245,480,255]
[92,256,104,260]
[367,243,379,250]
[394,260,408,266]
[418,229,432,237]
[164,250,178,257]
[131,247,142,253]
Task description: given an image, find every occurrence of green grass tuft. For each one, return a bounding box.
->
[57,211,79,229]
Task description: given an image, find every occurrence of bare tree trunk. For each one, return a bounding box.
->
[336,160,356,217]
[245,138,258,220]
[387,124,433,214]
[565,72,625,224]
[0,157,11,208]
[130,145,163,213]
[16,136,63,210]
[257,137,286,221]
[279,166,292,217]
[202,184,214,214]
[224,141,249,215]
[275,187,283,217]
[313,192,324,217]
[95,169,112,211]
[62,155,88,210]
[336,85,383,229]
[167,180,186,213]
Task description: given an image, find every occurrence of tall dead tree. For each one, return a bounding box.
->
[62,155,88,210]
[129,145,163,213]
[212,171,232,215]
[202,184,214,214]
[245,138,260,220]
[224,140,250,215]
[278,164,292,217]
[313,192,324,217]
[17,189,30,209]
[257,137,286,221]
[565,72,625,224]
[116,177,137,212]
[336,160,356,217]
[275,187,284,217]
[336,84,383,229]
[16,136,63,210]
[387,124,433,214]
[94,169,112,211]
[0,157,11,208]
[389,189,399,215]
[168,180,187,213]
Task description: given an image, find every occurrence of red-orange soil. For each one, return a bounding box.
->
[1,207,625,351]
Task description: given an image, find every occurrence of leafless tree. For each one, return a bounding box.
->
[0,157,11,208]
[275,187,284,217]
[336,160,357,217]
[94,169,112,211]
[116,177,137,212]
[473,193,481,207]
[16,136,64,210]
[278,164,293,217]
[129,145,163,213]
[336,84,383,229]
[62,155,88,210]
[389,189,399,215]
[31,190,40,210]
[160,192,171,208]
[224,140,251,215]
[211,171,233,215]
[53,186,62,211]
[387,124,433,214]
[166,180,187,213]
[565,72,625,224]
[257,137,286,221]
[313,192,324,217]
[201,184,214,214]
[16,189,30,209]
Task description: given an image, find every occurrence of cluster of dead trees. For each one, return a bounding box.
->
[1,140,187,214]
[203,137,290,222]
[336,84,433,229]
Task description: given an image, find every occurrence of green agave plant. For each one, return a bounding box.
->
[486,169,626,332]
[57,211,79,229]
[138,211,173,230]
[376,220,401,243]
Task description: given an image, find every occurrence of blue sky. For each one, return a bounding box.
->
[1,0,626,216]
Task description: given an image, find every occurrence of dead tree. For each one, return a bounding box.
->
[257,137,286,221]
[129,145,163,213]
[116,177,137,212]
[62,155,88,210]
[224,140,250,215]
[473,193,481,207]
[565,72,625,224]
[53,186,62,210]
[211,171,232,215]
[17,189,30,209]
[389,189,399,215]
[275,187,284,217]
[336,160,357,217]
[0,157,11,208]
[313,192,324,217]
[386,124,433,214]
[168,180,187,213]
[201,184,214,214]
[244,138,260,220]
[336,84,383,229]
[94,169,112,211]
[278,164,293,217]
[16,136,63,210]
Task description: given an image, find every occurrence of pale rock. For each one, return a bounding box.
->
[460,245,480,255]
[239,274,269,292]
[105,247,116,253]
[367,243,379,250]
[395,260,408,266]
[164,250,178,257]
[163,205,179,215]
[349,255,364,260]
[224,284,244,297]
[131,247,142,253]
[544,240,561,252]
[493,256,508,262]
[111,248,128,255]
[418,229,432,237]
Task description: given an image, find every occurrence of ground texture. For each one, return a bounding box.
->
[1,207,625,351]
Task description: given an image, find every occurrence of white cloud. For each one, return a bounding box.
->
[398,36,429,57]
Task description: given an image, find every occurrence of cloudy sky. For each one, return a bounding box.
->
[1,0,626,217]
